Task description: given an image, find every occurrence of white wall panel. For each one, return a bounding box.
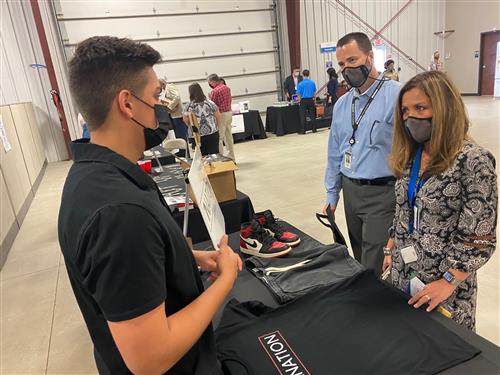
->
[0,168,17,246]
[0,106,32,216]
[8,1,66,162]
[0,2,32,104]
[445,1,500,93]
[0,1,69,161]
[155,53,277,83]
[24,102,48,168]
[56,0,272,18]
[50,0,279,124]
[145,33,275,61]
[62,11,274,44]
[9,104,42,186]
[296,0,445,92]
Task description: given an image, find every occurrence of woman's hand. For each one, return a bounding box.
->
[408,279,456,312]
[382,255,392,273]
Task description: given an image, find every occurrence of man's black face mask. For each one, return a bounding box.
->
[130,93,172,151]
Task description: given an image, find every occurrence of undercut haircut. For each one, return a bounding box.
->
[302,69,310,77]
[337,32,373,54]
[69,36,161,130]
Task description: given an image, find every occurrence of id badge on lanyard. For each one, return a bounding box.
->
[346,80,385,171]
[408,146,426,234]
[344,151,352,169]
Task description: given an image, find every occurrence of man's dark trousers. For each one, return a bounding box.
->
[341,176,395,276]
[299,98,316,134]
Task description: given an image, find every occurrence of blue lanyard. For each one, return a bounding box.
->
[408,146,426,233]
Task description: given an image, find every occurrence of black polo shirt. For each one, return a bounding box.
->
[58,140,219,374]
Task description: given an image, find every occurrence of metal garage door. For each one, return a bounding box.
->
[53,0,282,115]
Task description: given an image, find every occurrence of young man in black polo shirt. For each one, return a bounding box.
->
[58,36,242,374]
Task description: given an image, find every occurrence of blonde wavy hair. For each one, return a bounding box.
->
[389,71,470,178]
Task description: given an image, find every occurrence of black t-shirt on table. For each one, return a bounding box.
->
[216,271,480,375]
[58,140,218,374]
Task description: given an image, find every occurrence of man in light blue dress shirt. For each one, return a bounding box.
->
[324,32,401,274]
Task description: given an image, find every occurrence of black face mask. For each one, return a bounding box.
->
[342,57,371,88]
[404,116,432,144]
[130,93,172,151]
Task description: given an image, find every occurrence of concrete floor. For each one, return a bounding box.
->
[1,96,499,374]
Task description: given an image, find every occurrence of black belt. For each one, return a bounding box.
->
[343,175,396,186]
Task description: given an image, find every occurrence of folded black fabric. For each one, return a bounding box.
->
[245,244,364,304]
[216,271,480,375]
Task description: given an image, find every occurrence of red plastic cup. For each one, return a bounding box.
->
[137,159,152,173]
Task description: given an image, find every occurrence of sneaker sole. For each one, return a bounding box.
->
[240,246,292,258]
[281,238,301,247]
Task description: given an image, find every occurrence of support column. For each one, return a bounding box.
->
[285,0,301,71]
[30,0,72,159]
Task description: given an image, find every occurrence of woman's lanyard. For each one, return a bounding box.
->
[408,146,426,233]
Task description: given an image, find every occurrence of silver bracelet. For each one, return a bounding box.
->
[383,246,392,256]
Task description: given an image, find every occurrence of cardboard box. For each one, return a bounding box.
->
[187,160,238,204]
[205,160,238,202]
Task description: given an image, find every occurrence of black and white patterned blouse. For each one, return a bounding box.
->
[389,141,497,330]
[183,99,219,136]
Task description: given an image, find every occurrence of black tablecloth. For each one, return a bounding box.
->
[173,191,254,244]
[266,106,331,136]
[143,145,175,167]
[196,222,500,374]
[265,105,300,136]
[233,110,267,142]
[152,163,254,244]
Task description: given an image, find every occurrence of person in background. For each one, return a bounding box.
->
[78,112,90,139]
[324,32,401,275]
[383,59,399,81]
[283,67,303,101]
[326,67,339,107]
[159,78,188,157]
[59,36,242,374]
[183,83,221,156]
[382,71,497,330]
[297,69,317,134]
[207,74,236,162]
[428,50,443,71]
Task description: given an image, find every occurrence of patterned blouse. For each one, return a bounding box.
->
[183,99,219,136]
[389,141,497,330]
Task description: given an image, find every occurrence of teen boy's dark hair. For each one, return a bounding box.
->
[68,36,161,129]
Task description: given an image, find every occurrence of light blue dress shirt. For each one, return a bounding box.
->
[325,73,402,205]
[297,78,317,99]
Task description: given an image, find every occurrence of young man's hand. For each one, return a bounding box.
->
[192,250,218,273]
[213,235,242,283]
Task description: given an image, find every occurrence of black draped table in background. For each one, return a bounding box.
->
[152,164,254,244]
[233,110,267,142]
[143,145,175,167]
[196,222,500,374]
[266,105,331,136]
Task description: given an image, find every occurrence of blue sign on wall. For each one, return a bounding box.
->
[320,42,336,53]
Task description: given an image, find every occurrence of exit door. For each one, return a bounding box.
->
[479,30,500,95]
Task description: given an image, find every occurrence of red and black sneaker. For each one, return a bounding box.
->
[255,210,301,247]
[240,220,291,258]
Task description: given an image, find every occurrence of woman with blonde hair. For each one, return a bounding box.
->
[382,71,497,330]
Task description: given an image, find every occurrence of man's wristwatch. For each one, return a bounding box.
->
[383,246,392,256]
[443,271,462,287]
